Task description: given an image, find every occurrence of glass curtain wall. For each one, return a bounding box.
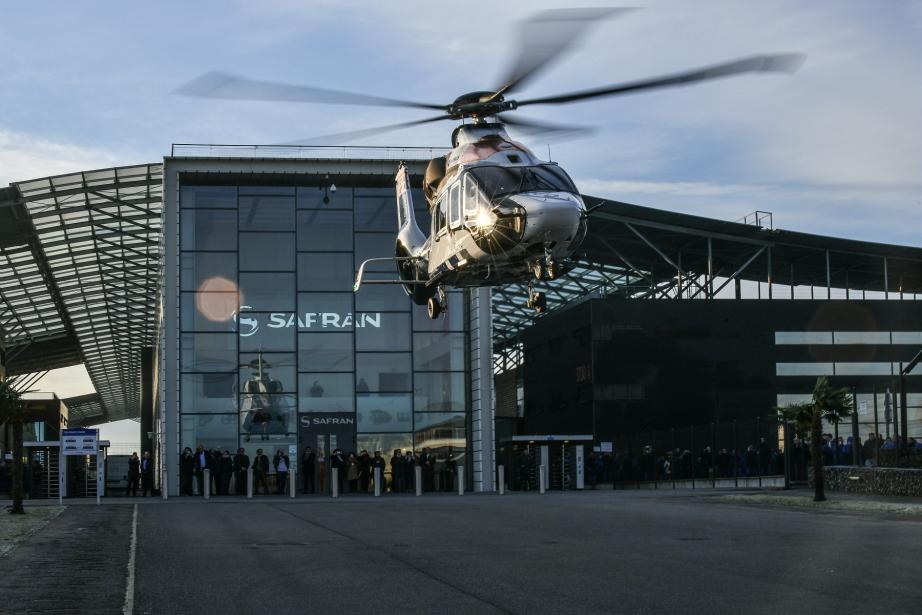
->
[179,181,467,490]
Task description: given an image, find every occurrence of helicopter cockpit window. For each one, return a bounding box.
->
[463,173,481,218]
[448,182,462,229]
[467,164,577,200]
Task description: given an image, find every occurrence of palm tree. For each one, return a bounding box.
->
[777,376,853,502]
[0,378,27,514]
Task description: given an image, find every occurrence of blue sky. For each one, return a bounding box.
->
[2,0,920,246]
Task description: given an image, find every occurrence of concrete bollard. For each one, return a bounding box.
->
[246,468,253,499]
[457,466,464,495]
[539,465,547,494]
[374,467,382,497]
[415,465,422,496]
[161,470,168,500]
[498,465,505,495]
[332,468,339,498]
[289,468,296,499]
[204,469,211,500]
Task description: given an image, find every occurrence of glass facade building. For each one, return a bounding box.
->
[158,157,494,495]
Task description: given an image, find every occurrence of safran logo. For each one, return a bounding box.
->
[232,306,381,337]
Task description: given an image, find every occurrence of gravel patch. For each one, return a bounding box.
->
[0,507,66,558]
[717,493,922,516]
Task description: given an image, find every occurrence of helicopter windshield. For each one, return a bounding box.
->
[466,164,577,200]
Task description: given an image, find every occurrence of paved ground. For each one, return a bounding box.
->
[2,490,921,614]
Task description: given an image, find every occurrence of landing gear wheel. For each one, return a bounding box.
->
[427,295,443,320]
[532,260,547,280]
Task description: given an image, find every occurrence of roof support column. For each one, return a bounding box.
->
[767,247,772,299]
[825,249,831,300]
[707,237,713,299]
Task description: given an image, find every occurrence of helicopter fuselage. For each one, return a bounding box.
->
[397,123,587,297]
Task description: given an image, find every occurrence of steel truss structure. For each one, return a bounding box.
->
[493,197,922,371]
[1,165,163,425]
[2,159,920,423]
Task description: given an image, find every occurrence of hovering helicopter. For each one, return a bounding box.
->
[176,8,804,319]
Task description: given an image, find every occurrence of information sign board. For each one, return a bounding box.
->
[62,428,98,455]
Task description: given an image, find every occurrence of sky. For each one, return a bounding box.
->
[3,1,921,418]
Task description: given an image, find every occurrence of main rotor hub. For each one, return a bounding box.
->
[448,91,516,120]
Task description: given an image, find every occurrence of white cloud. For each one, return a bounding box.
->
[0,128,134,185]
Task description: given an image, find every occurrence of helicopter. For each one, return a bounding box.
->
[176,8,804,318]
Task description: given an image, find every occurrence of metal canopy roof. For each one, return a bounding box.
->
[2,164,163,425]
[3,156,920,421]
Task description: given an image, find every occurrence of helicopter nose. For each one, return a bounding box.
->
[510,191,585,245]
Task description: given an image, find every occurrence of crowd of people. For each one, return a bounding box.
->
[505,431,922,491]
[177,445,461,496]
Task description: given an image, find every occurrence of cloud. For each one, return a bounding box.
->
[0,128,136,185]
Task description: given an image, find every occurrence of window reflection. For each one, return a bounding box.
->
[298,332,354,372]
[355,353,411,392]
[298,373,354,413]
[181,333,236,372]
[239,353,296,393]
[297,210,353,251]
[181,186,236,209]
[181,210,237,251]
[240,393,296,438]
[297,186,353,209]
[414,372,465,412]
[181,374,237,413]
[238,196,295,231]
[238,313,296,352]
[181,252,237,291]
[297,253,353,291]
[239,233,295,271]
[356,313,411,351]
[180,414,238,451]
[357,394,413,432]
[239,273,295,311]
[413,332,466,371]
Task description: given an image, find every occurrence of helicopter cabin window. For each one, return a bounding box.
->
[434,200,447,236]
[448,182,462,229]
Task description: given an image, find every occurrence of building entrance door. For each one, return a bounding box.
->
[298,413,356,494]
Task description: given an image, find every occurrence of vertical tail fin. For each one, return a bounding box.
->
[395,163,427,256]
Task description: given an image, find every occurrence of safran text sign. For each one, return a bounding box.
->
[62,428,99,455]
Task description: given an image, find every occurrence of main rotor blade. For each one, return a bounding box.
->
[496,114,594,138]
[283,115,453,145]
[516,53,806,107]
[175,71,447,110]
[491,7,637,100]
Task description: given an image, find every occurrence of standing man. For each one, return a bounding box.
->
[273,448,290,495]
[233,448,250,495]
[127,452,140,497]
[180,447,195,496]
[252,448,269,495]
[194,445,209,496]
[301,447,316,494]
[140,452,153,497]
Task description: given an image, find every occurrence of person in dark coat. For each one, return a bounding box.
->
[273,449,290,495]
[252,448,270,495]
[329,449,345,493]
[419,448,434,492]
[371,450,386,492]
[180,447,195,496]
[233,448,250,495]
[127,452,140,496]
[301,447,316,494]
[390,450,404,493]
[140,451,154,496]
[194,445,209,494]
[219,451,233,495]
[403,450,417,492]
[357,450,371,493]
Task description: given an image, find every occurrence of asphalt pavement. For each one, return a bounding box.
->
[2,490,920,614]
